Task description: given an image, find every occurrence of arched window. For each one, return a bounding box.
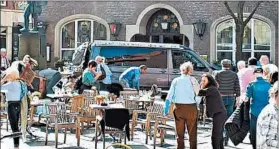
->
[216,18,271,63]
[60,19,107,61]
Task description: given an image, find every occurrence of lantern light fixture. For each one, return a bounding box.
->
[108,20,121,40]
[193,20,207,40]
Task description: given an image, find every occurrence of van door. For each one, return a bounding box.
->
[169,50,209,85]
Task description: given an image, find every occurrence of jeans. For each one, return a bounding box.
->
[8,101,21,148]
[222,96,235,142]
[249,114,257,149]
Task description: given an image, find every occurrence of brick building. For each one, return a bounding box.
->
[39,1,278,66]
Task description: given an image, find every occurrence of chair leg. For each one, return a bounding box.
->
[102,133,105,149]
[131,122,135,141]
[124,133,126,144]
[81,122,84,135]
[45,125,49,145]
[6,118,8,131]
[55,126,58,148]
[160,129,164,146]
[94,123,98,149]
[153,127,157,149]
[64,128,67,144]
[145,123,149,144]
[76,119,80,146]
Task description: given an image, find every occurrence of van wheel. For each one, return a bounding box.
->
[107,83,123,97]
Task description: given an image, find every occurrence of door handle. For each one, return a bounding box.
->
[160,70,166,73]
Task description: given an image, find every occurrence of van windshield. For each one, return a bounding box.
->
[93,46,167,68]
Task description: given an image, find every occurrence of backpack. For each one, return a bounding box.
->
[98,65,106,80]
[74,76,83,90]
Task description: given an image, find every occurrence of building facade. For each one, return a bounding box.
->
[0,0,30,60]
[40,1,278,66]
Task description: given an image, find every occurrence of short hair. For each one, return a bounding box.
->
[248,57,258,66]
[260,55,269,61]
[95,56,103,61]
[221,59,231,67]
[88,60,97,67]
[269,81,278,98]
[139,65,147,70]
[1,48,6,52]
[180,62,193,75]
[237,61,245,68]
[202,73,219,88]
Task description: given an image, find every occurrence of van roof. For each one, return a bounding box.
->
[93,40,182,49]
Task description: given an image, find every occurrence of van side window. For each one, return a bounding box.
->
[172,50,208,71]
[100,47,167,68]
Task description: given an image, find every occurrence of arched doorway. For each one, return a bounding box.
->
[146,9,189,46]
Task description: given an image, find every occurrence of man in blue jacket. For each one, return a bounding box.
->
[119,65,147,90]
[244,67,271,149]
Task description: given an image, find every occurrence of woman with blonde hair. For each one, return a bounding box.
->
[1,68,27,149]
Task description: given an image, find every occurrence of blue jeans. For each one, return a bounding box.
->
[222,96,235,141]
[249,114,257,149]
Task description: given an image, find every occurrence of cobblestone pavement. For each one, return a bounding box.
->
[1,121,253,149]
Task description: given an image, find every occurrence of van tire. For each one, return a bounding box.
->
[107,83,123,97]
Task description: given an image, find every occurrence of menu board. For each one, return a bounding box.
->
[11,26,20,62]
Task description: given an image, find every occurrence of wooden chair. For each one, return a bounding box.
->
[120,91,138,100]
[44,102,77,148]
[0,99,8,131]
[153,103,176,148]
[76,90,97,146]
[131,100,165,143]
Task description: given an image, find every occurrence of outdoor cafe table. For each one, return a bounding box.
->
[46,93,73,103]
[127,96,155,110]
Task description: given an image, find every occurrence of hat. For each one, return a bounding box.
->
[254,67,263,74]
[1,48,6,52]
[221,59,231,66]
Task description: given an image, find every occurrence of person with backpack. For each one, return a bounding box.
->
[95,56,112,91]
[78,60,102,94]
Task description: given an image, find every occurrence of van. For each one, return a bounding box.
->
[73,40,216,92]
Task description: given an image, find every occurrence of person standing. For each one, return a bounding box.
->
[1,48,11,71]
[237,60,246,72]
[1,69,27,149]
[244,68,271,149]
[199,74,226,149]
[119,65,147,90]
[213,59,240,145]
[237,57,258,104]
[79,60,101,94]
[164,62,199,149]
[95,56,112,91]
[257,81,278,149]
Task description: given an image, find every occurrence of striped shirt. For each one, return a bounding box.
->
[213,69,241,97]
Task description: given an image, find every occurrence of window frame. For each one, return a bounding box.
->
[215,18,271,63]
[60,19,109,61]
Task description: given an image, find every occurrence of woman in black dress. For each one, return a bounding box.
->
[199,74,227,149]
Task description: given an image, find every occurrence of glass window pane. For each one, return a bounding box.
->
[254,20,270,50]
[172,51,207,71]
[77,21,91,47]
[62,50,75,62]
[243,22,251,49]
[241,52,251,61]
[254,52,270,61]
[216,20,233,50]
[61,22,75,48]
[217,52,233,63]
[93,22,107,40]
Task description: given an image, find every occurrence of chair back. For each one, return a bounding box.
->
[103,108,130,129]
[120,91,138,100]
[83,89,97,100]
[71,95,84,113]
[46,102,73,124]
[149,100,165,120]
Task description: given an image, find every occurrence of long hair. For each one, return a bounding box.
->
[202,73,219,88]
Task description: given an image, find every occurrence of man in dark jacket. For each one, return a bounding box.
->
[213,59,241,146]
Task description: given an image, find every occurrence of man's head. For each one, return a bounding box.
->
[247,57,258,66]
[1,48,7,57]
[269,81,278,107]
[253,67,264,78]
[180,62,193,75]
[237,60,245,71]
[95,56,104,64]
[221,59,231,69]
[139,65,147,74]
[88,60,98,71]
[259,55,269,66]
